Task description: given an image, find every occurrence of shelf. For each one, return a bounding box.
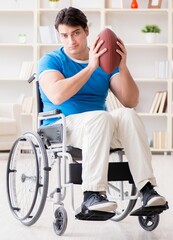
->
[21,113,33,117]
[135,78,168,82]
[0,9,34,13]
[38,43,62,47]
[39,8,102,12]
[0,43,34,47]
[138,113,168,117]
[105,8,169,13]
[126,43,168,48]
[151,148,170,153]
[0,79,30,82]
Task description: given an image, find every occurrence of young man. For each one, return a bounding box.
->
[38,7,166,212]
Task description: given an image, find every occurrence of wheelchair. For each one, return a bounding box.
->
[6,74,168,236]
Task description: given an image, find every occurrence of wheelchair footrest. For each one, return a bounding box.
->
[75,207,115,221]
[130,202,169,216]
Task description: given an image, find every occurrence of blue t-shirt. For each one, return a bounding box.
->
[38,47,119,125]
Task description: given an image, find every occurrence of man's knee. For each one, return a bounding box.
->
[118,108,138,120]
[87,111,113,130]
[120,107,135,115]
[111,108,141,128]
[95,111,113,126]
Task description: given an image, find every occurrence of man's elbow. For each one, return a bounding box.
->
[50,93,68,105]
[130,89,139,107]
[123,95,139,108]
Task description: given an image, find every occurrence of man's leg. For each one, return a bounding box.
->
[65,110,117,211]
[110,108,166,207]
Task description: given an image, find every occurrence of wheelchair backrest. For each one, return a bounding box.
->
[36,81,43,114]
[28,73,43,115]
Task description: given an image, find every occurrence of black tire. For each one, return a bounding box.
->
[6,132,49,226]
[138,214,160,231]
[53,206,68,236]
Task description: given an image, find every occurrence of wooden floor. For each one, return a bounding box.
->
[0,152,172,240]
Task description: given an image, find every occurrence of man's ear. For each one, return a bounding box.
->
[85,26,89,36]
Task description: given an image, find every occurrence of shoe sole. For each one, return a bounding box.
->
[145,196,166,207]
[88,202,117,212]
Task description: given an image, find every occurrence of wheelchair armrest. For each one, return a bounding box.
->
[38,109,62,117]
[37,109,65,130]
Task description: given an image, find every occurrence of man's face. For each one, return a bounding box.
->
[58,24,89,59]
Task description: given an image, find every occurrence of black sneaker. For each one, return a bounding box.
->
[142,188,166,207]
[81,193,117,212]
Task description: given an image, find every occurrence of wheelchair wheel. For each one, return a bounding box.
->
[138,214,160,231]
[109,182,137,221]
[6,131,49,226]
[53,206,68,236]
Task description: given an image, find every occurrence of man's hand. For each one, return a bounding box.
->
[88,36,107,71]
[116,38,127,70]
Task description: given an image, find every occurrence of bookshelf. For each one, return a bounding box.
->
[0,0,36,132]
[0,0,173,153]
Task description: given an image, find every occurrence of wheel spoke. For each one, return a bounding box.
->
[6,132,49,226]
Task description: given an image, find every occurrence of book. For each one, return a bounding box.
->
[19,61,33,80]
[153,91,163,113]
[155,60,168,79]
[149,91,166,114]
[149,92,160,113]
[153,131,168,149]
[39,26,52,44]
[158,91,167,113]
[39,26,58,44]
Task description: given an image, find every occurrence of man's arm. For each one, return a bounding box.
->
[39,37,107,105]
[39,66,95,105]
[110,38,139,108]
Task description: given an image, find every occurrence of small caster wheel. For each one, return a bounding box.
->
[138,214,160,231]
[53,206,68,236]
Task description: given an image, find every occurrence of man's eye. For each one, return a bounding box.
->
[61,34,67,38]
[74,31,80,36]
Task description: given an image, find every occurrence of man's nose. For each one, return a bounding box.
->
[68,35,75,44]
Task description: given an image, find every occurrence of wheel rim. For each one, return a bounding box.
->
[7,135,39,220]
[6,132,49,225]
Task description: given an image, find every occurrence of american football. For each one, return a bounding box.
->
[98,28,121,74]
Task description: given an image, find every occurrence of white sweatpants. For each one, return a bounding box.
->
[61,108,157,192]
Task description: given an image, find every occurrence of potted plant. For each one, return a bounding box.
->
[18,34,27,44]
[141,24,161,43]
[49,0,60,9]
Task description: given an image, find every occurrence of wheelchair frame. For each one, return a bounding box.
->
[6,74,168,235]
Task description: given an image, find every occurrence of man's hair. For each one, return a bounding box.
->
[55,7,88,31]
